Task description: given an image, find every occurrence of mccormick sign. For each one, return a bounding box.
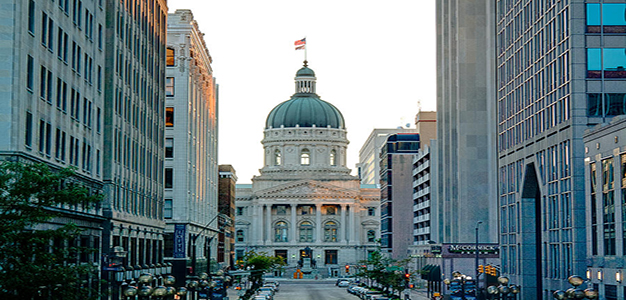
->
[442,243,499,258]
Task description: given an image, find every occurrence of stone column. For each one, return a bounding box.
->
[350,204,358,244]
[340,204,347,243]
[315,204,322,243]
[290,203,297,243]
[265,204,272,244]
[257,204,264,244]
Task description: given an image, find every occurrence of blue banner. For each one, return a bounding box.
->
[174,224,187,258]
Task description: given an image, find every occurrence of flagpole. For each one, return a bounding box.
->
[305,36,307,62]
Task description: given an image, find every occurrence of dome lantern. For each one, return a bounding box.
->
[295,60,316,94]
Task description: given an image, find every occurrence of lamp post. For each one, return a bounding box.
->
[475,221,483,279]
[552,275,598,299]
[484,276,519,300]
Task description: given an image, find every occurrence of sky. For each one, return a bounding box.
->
[167,1,437,183]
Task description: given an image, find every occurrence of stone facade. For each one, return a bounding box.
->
[584,117,626,300]
[163,9,219,280]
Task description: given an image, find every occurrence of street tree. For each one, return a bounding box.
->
[357,250,413,297]
[0,162,103,300]
[239,250,285,299]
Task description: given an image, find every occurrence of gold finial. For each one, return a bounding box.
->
[303,60,308,67]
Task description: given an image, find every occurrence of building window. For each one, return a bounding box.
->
[300,149,310,165]
[368,207,375,216]
[587,48,626,78]
[165,77,174,96]
[165,107,174,127]
[166,48,175,66]
[274,221,288,242]
[602,158,616,256]
[299,221,313,242]
[586,3,626,33]
[25,111,33,148]
[164,199,172,219]
[330,149,336,166]
[326,206,335,215]
[164,168,173,188]
[587,93,626,117]
[165,138,173,158]
[236,230,244,242]
[323,221,337,242]
[236,207,244,216]
[324,250,337,265]
[300,205,312,215]
[276,205,286,215]
[274,150,281,166]
[367,230,376,243]
[28,0,35,34]
[26,55,34,91]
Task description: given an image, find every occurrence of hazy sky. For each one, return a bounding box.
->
[167,1,437,183]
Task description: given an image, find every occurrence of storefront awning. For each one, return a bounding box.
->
[420,264,441,282]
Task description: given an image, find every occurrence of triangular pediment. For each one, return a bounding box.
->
[255,180,358,199]
[361,219,380,226]
[235,220,251,226]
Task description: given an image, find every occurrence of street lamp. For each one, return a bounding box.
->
[552,275,598,299]
[475,221,483,280]
[485,276,520,300]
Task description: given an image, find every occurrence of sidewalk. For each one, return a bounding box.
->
[408,288,437,300]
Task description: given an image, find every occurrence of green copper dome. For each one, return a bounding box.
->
[296,66,315,77]
[265,95,345,129]
[266,62,345,129]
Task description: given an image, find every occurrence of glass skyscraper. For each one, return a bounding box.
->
[497,1,625,299]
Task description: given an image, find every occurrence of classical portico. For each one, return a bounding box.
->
[235,62,379,277]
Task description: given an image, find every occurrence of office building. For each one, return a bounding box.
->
[357,128,417,186]
[0,0,107,292]
[436,0,499,264]
[100,0,169,292]
[162,10,219,281]
[494,1,626,298]
[380,133,420,259]
[218,165,237,270]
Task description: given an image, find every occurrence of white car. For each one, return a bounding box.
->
[338,280,351,287]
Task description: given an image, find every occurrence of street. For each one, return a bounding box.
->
[272,280,356,300]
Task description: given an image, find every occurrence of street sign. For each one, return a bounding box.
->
[386,266,403,272]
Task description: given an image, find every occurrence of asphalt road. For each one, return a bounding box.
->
[272,280,356,300]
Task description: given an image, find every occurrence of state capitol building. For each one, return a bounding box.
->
[234,62,380,277]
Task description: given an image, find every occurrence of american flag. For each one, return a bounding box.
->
[294,38,306,50]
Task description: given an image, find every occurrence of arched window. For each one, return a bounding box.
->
[236,230,245,242]
[330,149,336,166]
[166,48,175,66]
[299,221,313,242]
[300,149,310,165]
[324,221,338,242]
[274,150,281,166]
[367,230,376,243]
[274,221,288,242]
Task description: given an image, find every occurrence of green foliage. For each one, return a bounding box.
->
[239,250,286,299]
[357,250,413,296]
[0,162,103,300]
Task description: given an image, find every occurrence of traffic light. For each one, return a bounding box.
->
[345,265,350,274]
[404,272,411,288]
[485,265,497,276]
[478,265,484,274]
[485,265,493,276]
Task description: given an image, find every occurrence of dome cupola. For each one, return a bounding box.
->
[265,61,345,129]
